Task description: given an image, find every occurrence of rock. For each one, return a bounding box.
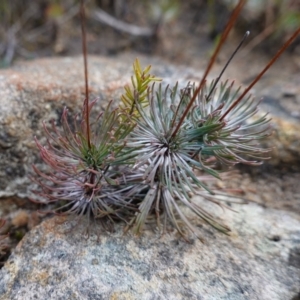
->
[266,116,300,167]
[0,201,299,300]
[0,54,299,202]
[0,55,300,299]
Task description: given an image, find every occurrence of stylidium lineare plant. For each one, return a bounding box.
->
[32,0,300,239]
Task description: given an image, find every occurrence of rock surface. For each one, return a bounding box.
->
[0,55,300,299]
[0,54,299,202]
[0,201,299,300]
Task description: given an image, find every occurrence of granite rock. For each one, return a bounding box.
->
[0,201,299,300]
[0,55,300,300]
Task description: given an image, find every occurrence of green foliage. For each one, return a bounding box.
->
[122,77,269,237]
[33,59,270,239]
[121,58,161,118]
[32,99,137,228]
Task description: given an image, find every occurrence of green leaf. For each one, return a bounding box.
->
[120,58,161,118]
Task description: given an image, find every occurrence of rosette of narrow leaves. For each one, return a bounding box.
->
[124,83,233,238]
[33,99,136,227]
[184,80,270,166]
[120,58,161,118]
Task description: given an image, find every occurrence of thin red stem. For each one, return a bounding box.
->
[171,0,245,138]
[220,26,300,121]
[80,0,91,149]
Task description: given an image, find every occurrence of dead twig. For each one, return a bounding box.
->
[92,8,155,37]
[3,29,17,66]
